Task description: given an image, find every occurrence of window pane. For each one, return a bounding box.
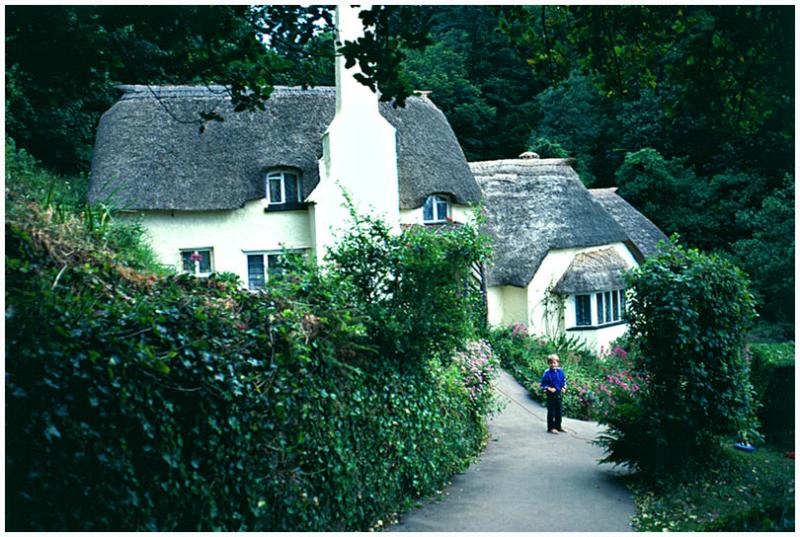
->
[198,250,211,273]
[181,252,194,273]
[620,289,626,316]
[575,295,591,326]
[284,173,299,203]
[612,289,620,321]
[181,249,211,274]
[247,255,265,289]
[596,293,604,325]
[268,176,283,203]
[435,197,448,221]
[267,254,285,277]
[604,291,612,323]
[423,196,434,222]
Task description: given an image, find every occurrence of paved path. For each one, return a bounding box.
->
[389,370,635,532]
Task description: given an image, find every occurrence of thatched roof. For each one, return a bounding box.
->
[89,85,481,211]
[589,187,668,261]
[553,247,629,294]
[471,158,629,287]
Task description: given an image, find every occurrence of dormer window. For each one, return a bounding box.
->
[266,171,301,205]
[423,194,451,224]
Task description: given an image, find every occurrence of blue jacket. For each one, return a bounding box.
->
[540,368,566,393]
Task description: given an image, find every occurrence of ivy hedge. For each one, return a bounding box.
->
[5,194,494,530]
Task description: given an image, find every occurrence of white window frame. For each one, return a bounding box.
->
[244,249,307,290]
[594,288,625,327]
[266,170,301,205]
[566,288,626,329]
[180,247,214,277]
[423,194,451,224]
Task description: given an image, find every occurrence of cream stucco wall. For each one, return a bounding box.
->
[486,242,638,354]
[119,199,313,284]
[486,285,528,328]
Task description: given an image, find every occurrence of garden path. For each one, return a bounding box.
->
[389,369,635,532]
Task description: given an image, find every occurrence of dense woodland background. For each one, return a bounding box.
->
[5,5,794,334]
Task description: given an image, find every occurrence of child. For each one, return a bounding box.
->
[539,354,567,434]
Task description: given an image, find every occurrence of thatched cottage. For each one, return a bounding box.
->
[89,6,481,288]
[472,157,667,352]
[88,6,666,353]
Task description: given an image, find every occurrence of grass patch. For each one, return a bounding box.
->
[629,443,795,531]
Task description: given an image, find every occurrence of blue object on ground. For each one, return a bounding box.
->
[734,442,755,452]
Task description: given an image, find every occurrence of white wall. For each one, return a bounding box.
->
[119,199,313,284]
[570,323,629,355]
[309,5,400,264]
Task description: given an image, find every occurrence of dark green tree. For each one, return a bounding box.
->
[731,175,795,327]
[615,148,713,248]
[402,6,545,161]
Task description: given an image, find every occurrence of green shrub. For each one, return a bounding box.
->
[597,237,760,476]
[326,211,490,369]
[6,197,492,530]
[5,138,167,275]
[748,342,795,448]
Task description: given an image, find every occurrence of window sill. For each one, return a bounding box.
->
[566,320,627,332]
[263,202,309,213]
[182,272,213,279]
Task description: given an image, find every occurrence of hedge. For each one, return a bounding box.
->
[5,203,493,530]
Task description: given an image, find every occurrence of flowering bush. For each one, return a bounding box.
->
[488,327,647,421]
[568,343,648,420]
[510,323,528,338]
[453,340,499,415]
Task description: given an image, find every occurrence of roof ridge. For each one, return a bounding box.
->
[470,158,577,169]
[116,84,337,100]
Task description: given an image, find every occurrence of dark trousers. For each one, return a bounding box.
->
[547,391,562,430]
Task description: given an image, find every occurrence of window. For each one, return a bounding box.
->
[575,295,591,326]
[423,194,450,224]
[246,251,305,290]
[266,171,301,205]
[594,289,625,326]
[181,248,213,276]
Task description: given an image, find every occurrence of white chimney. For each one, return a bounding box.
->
[308,4,400,264]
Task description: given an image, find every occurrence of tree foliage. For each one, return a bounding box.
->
[597,239,760,475]
[403,6,544,161]
[5,5,432,174]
